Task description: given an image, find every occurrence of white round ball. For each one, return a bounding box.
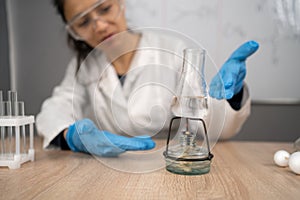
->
[289,152,300,175]
[274,150,290,167]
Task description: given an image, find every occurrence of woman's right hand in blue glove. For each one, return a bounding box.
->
[209,40,259,99]
[65,119,156,157]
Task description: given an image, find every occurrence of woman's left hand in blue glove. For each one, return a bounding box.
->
[209,40,259,100]
[66,119,156,157]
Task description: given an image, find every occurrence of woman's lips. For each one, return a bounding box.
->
[102,33,114,42]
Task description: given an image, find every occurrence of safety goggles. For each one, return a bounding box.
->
[65,0,123,41]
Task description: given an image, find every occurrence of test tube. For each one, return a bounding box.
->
[4,101,12,156]
[18,101,27,154]
[7,91,15,156]
[8,91,18,116]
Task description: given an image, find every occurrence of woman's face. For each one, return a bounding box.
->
[64,0,127,47]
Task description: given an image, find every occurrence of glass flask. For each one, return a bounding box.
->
[164,48,213,175]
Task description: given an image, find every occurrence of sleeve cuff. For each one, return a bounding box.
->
[227,87,244,110]
[49,131,70,150]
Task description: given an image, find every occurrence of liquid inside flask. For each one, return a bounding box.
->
[164,48,213,175]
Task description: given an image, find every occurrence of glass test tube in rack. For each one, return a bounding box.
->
[0,90,35,169]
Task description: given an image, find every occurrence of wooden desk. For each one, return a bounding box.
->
[1,137,299,200]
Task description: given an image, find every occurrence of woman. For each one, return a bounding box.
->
[36,0,259,157]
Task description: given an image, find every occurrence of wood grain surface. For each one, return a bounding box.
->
[0,137,299,200]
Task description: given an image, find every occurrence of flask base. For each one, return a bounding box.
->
[165,158,211,175]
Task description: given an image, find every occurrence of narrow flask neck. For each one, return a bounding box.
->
[182,48,206,73]
[177,48,207,97]
[172,48,208,118]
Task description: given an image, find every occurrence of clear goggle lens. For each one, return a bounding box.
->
[66,0,122,41]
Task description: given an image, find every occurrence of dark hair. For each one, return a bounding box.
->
[52,0,93,72]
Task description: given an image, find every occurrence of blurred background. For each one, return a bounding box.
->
[1,0,299,141]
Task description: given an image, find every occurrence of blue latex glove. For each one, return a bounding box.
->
[209,41,259,99]
[66,119,156,157]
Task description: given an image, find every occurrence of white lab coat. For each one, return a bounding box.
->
[36,31,251,149]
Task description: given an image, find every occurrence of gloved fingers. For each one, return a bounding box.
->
[132,136,156,149]
[78,133,126,157]
[104,132,156,151]
[99,146,125,157]
[228,40,259,61]
[112,137,155,151]
[87,143,125,157]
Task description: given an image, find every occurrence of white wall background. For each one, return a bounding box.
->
[125,0,300,102]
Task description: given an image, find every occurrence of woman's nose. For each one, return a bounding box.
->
[92,17,109,32]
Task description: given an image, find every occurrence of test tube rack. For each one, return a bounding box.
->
[0,91,35,169]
